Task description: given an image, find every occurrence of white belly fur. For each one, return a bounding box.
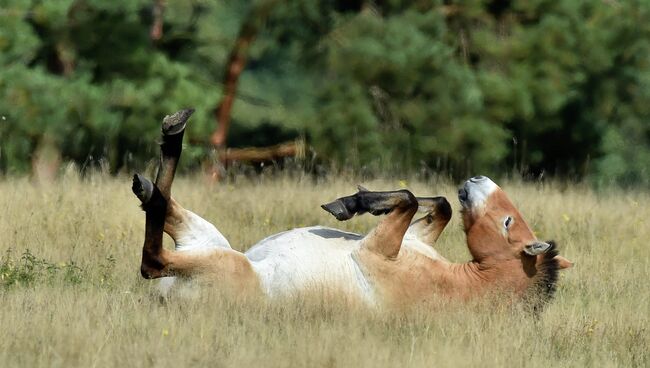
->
[247,226,374,303]
[159,226,444,303]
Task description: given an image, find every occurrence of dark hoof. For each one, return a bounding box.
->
[321,200,355,221]
[132,173,154,204]
[162,108,194,136]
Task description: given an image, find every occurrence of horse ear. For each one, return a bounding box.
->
[554,255,574,269]
[523,241,551,255]
[357,185,370,192]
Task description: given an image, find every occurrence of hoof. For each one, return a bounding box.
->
[162,108,194,136]
[321,199,355,221]
[322,189,417,221]
[132,173,154,204]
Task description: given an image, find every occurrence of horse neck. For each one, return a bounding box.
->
[448,258,534,297]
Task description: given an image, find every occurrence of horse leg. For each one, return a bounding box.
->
[322,189,418,258]
[133,174,231,250]
[165,198,231,250]
[132,109,194,278]
[133,176,259,295]
[406,196,452,246]
[154,109,231,250]
[133,109,259,295]
[132,173,168,279]
[155,108,194,199]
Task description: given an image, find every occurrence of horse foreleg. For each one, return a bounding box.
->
[407,196,452,246]
[322,189,418,258]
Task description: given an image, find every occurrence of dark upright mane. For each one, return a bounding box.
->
[525,240,561,312]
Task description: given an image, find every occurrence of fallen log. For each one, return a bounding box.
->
[219,140,305,165]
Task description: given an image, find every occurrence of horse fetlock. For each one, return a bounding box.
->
[140,263,160,279]
[140,251,166,279]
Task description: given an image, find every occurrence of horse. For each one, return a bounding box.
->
[132,109,572,308]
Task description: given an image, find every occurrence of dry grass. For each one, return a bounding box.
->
[0,171,648,367]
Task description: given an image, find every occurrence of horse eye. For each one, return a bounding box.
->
[504,216,513,229]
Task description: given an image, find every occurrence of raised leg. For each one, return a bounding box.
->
[155,109,194,199]
[133,109,194,278]
[164,198,231,251]
[133,108,192,278]
[132,174,169,278]
[133,174,231,251]
[132,110,259,294]
[322,189,418,258]
[133,174,260,295]
[406,196,452,246]
[133,176,258,295]
[321,189,417,221]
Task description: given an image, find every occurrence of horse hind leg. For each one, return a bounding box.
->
[156,108,194,199]
[133,176,259,295]
[132,173,169,279]
[164,198,231,251]
[133,174,231,250]
[133,108,193,278]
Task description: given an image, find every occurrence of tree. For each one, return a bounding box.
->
[0,0,649,186]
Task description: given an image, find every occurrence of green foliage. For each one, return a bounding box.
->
[0,248,83,287]
[313,9,510,173]
[0,248,116,288]
[0,0,649,184]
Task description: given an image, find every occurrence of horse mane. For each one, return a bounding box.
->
[525,240,560,312]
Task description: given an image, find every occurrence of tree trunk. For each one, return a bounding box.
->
[31,135,61,184]
[150,0,165,41]
[210,0,279,149]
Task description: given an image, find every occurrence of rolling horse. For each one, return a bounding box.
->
[132,109,572,308]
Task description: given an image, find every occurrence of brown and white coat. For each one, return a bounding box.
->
[133,109,572,308]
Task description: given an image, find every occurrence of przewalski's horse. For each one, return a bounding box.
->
[132,109,572,308]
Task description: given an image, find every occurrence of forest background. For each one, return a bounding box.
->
[1,0,649,186]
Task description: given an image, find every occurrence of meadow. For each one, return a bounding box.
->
[0,170,648,367]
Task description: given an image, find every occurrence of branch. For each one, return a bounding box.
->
[219,140,305,164]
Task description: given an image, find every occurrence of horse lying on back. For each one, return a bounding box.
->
[132,109,572,308]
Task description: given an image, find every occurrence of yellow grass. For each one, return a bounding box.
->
[0,172,648,367]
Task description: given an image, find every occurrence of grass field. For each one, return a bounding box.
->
[0,171,648,367]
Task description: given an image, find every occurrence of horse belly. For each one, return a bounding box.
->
[246,227,374,303]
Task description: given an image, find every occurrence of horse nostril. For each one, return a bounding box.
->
[470,175,486,182]
[458,188,468,202]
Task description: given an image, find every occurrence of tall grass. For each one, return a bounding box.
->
[0,172,647,367]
